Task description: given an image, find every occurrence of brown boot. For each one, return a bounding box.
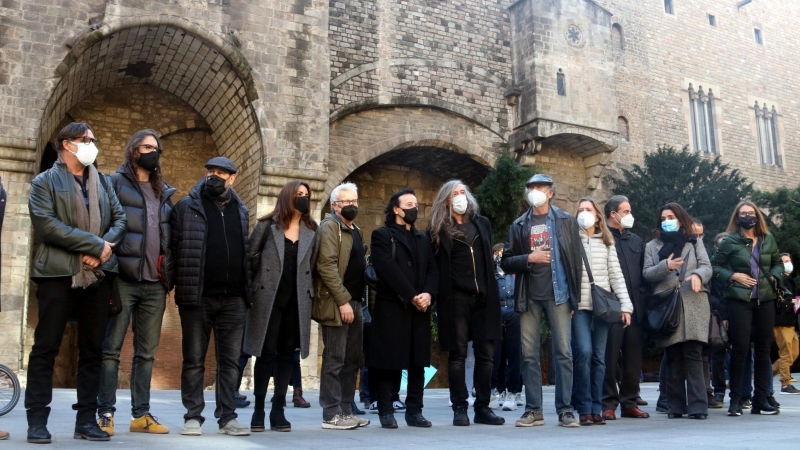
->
[292,387,310,408]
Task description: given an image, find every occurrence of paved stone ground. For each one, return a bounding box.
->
[0,378,798,449]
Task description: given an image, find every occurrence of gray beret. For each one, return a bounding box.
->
[525,173,553,187]
[204,156,237,174]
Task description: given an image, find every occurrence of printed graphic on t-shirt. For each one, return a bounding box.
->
[530,224,550,252]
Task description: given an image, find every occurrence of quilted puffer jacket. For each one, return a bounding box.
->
[578,230,633,314]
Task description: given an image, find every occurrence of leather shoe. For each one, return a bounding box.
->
[474,407,505,425]
[668,413,683,419]
[292,387,311,408]
[591,414,606,425]
[579,414,593,426]
[602,409,616,420]
[636,396,648,406]
[74,422,111,441]
[453,406,470,426]
[621,407,650,418]
[27,425,51,444]
[379,413,398,429]
[405,412,432,428]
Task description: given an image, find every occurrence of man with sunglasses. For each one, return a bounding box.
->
[26,123,126,444]
[97,130,176,435]
[171,156,252,436]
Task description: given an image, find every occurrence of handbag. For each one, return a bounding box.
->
[745,243,793,309]
[707,310,729,353]
[644,246,692,339]
[364,227,394,291]
[579,244,622,324]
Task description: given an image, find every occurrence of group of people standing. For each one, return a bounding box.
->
[17,122,799,444]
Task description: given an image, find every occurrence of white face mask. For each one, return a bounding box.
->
[616,212,635,229]
[784,262,793,274]
[452,194,468,215]
[577,211,596,230]
[68,141,99,166]
[527,189,548,208]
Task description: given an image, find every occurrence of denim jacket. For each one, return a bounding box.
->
[545,208,570,306]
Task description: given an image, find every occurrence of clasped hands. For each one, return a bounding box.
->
[82,241,115,269]
[412,293,432,312]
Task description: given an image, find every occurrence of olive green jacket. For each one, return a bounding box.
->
[28,161,127,279]
[711,232,783,302]
[312,213,364,326]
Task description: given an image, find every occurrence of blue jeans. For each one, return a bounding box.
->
[98,278,166,418]
[520,299,574,414]
[571,311,609,415]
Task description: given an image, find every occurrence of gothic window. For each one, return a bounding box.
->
[557,70,566,96]
[617,117,629,141]
[754,102,780,167]
[664,0,675,15]
[611,24,624,51]
[687,84,717,154]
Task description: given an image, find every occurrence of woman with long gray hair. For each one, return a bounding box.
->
[427,180,504,427]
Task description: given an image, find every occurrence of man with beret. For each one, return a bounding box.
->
[500,174,581,428]
[171,157,251,436]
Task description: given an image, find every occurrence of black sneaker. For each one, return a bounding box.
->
[780,384,800,395]
[474,407,505,425]
[453,405,470,426]
[235,396,251,409]
[727,398,742,417]
[741,398,752,409]
[27,425,51,444]
[714,393,725,404]
[351,401,366,415]
[767,395,781,408]
[751,397,779,415]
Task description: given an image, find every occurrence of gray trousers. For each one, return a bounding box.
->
[319,300,363,421]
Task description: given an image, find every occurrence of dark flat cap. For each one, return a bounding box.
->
[204,156,237,174]
[525,173,553,187]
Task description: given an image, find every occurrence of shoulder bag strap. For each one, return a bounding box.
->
[579,244,595,284]
[744,242,779,295]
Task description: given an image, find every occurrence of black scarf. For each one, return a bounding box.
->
[203,189,231,209]
[658,231,694,261]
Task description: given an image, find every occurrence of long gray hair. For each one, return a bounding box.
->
[429,179,479,249]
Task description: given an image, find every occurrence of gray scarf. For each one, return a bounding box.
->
[60,155,104,288]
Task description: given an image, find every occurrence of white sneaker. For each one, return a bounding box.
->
[218,418,250,436]
[392,400,406,411]
[468,395,475,407]
[515,392,523,406]
[180,419,201,436]
[448,397,453,407]
[488,389,502,409]
[367,401,379,413]
[322,413,359,430]
[503,392,518,411]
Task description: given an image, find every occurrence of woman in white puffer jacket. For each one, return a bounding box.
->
[572,197,633,426]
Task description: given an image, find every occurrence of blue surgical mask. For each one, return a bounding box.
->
[661,219,679,233]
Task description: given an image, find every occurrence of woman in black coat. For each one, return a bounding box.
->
[368,187,438,429]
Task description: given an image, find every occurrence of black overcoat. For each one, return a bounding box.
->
[367,224,439,370]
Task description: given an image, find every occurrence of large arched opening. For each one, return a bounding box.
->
[25,18,263,389]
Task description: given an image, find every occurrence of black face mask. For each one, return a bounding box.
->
[295,196,309,215]
[401,207,418,225]
[137,152,160,172]
[340,205,358,221]
[204,175,227,197]
[738,215,758,230]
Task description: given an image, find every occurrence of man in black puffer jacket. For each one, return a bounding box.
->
[97,130,176,435]
[170,156,251,437]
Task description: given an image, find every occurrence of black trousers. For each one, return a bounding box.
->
[374,367,424,415]
[491,308,522,393]
[665,341,708,415]
[602,315,645,411]
[448,292,494,410]
[25,276,111,425]
[253,298,300,405]
[709,347,727,396]
[728,298,775,402]
[179,296,246,426]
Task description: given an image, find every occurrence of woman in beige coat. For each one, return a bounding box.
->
[643,202,711,420]
[572,198,633,426]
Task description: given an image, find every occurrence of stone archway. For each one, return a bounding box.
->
[25,17,264,389]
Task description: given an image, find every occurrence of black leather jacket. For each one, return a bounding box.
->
[28,161,127,278]
[110,163,176,289]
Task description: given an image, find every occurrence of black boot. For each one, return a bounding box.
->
[405,411,432,427]
[453,405,470,426]
[27,425,51,444]
[74,422,111,441]
[474,406,505,425]
[751,397,779,415]
[251,395,266,432]
[379,413,398,429]
[270,398,292,432]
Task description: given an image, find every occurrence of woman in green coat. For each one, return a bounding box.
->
[711,201,783,417]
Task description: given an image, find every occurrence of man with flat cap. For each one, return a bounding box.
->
[171,156,251,436]
[500,174,581,428]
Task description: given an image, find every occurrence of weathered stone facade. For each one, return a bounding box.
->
[0,0,797,389]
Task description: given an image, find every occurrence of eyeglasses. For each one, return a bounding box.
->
[137,144,162,154]
[334,199,359,206]
[71,137,99,145]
